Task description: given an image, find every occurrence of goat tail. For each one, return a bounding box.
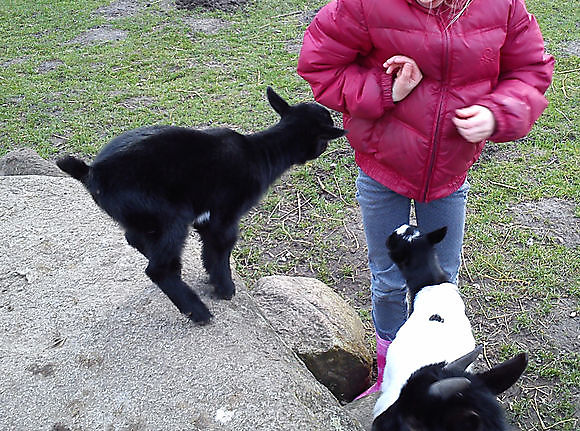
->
[56,156,90,184]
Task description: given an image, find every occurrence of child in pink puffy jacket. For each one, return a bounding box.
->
[297,0,553,398]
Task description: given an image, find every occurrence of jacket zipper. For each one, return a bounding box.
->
[423,15,449,202]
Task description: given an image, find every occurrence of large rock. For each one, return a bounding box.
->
[252,276,372,402]
[0,175,365,431]
[0,147,66,177]
[343,391,381,431]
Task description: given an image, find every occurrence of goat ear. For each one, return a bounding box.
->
[266,87,290,116]
[426,226,447,245]
[477,352,528,395]
[320,126,347,140]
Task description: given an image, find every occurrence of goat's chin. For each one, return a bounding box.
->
[298,145,327,164]
[312,142,329,159]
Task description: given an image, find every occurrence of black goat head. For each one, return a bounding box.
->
[386,224,447,267]
[386,225,449,303]
[266,86,346,162]
[268,86,346,139]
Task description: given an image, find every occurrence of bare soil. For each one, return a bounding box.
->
[68,26,128,45]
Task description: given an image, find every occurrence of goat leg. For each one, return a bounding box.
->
[145,257,212,323]
[198,224,237,300]
[135,223,212,323]
[210,248,236,300]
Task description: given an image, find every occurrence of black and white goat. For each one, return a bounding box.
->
[57,87,346,324]
[372,224,528,431]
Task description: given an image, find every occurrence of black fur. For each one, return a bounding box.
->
[57,87,346,323]
[372,352,528,431]
[386,225,449,315]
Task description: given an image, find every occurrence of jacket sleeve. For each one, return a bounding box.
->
[297,0,394,119]
[476,0,554,143]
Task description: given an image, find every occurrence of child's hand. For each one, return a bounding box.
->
[383,55,423,102]
[452,105,496,143]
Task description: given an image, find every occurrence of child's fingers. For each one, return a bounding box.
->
[452,117,473,131]
[455,105,479,118]
[384,55,414,65]
[384,60,405,69]
[386,63,405,74]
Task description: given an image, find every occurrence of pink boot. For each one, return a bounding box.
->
[355,333,391,400]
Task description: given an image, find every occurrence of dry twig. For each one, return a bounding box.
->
[317,176,338,198]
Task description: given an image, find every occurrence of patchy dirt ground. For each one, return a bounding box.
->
[94,0,145,18]
[510,198,579,247]
[68,26,128,44]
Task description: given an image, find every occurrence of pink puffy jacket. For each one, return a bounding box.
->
[297,0,554,202]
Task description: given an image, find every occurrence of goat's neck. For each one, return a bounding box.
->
[405,261,449,303]
[247,124,302,183]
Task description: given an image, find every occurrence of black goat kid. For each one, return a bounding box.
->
[57,87,346,323]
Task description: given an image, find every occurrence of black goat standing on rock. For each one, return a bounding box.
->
[57,87,346,324]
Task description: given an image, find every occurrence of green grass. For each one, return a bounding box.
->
[1,1,578,429]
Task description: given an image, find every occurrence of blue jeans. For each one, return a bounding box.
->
[355,170,469,341]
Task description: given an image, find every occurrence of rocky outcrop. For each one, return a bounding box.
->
[0,175,365,431]
[0,148,66,177]
[252,276,372,402]
[343,391,380,431]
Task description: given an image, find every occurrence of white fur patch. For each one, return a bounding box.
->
[395,224,410,235]
[215,407,235,424]
[374,282,475,418]
[395,224,419,242]
[194,211,210,225]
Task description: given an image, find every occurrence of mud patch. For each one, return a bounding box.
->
[38,60,65,74]
[175,0,250,12]
[562,40,580,57]
[119,96,156,110]
[477,140,548,166]
[94,0,144,19]
[542,297,580,353]
[283,10,320,54]
[465,290,580,429]
[239,168,370,311]
[68,26,128,44]
[509,198,579,247]
[298,9,320,26]
[1,57,29,69]
[184,17,230,35]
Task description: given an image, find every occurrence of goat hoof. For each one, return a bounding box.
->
[212,287,235,300]
[183,303,212,324]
